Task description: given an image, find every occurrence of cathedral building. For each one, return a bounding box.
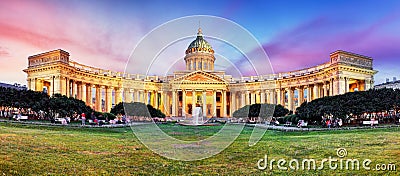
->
[24,28,377,117]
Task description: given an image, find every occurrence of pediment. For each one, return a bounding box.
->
[173,70,227,84]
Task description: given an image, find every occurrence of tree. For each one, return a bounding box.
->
[0,87,94,121]
[47,94,92,121]
[296,88,400,124]
[232,103,289,118]
[273,104,290,117]
[111,102,165,118]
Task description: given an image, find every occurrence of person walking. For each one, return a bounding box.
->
[81,113,86,126]
[326,119,331,128]
[371,117,375,128]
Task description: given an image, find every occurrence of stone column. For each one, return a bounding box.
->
[53,76,61,95]
[306,86,311,102]
[136,90,140,102]
[287,88,294,112]
[33,78,37,91]
[202,91,207,118]
[276,89,282,106]
[115,88,122,105]
[86,84,92,106]
[59,77,66,95]
[142,90,146,104]
[212,90,217,117]
[155,91,159,109]
[172,90,176,117]
[313,84,319,100]
[48,77,53,96]
[250,92,255,104]
[323,83,328,97]
[339,77,346,94]
[71,80,77,98]
[160,91,165,113]
[260,90,265,104]
[148,91,152,106]
[329,80,333,96]
[333,77,340,95]
[192,90,196,117]
[65,78,70,97]
[222,90,227,117]
[182,90,186,117]
[144,90,148,105]
[269,90,274,104]
[230,91,236,117]
[81,83,86,103]
[95,85,101,111]
[241,91,245,108]
[163,92,168,116]
[76,82,82,100]
[27,78,32,91]
[298,87,304,105]
[123,89,130,103]
[105,86,113,112]
[245,91,250,105]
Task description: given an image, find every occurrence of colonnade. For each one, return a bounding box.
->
[230,79,355,113]
[29,78,165,112]
[169,89,227,118]
[28,76,371,115]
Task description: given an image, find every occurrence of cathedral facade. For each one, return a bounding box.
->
[24,29,377,117]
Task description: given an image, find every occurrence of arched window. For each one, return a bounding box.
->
[193,62,196,70]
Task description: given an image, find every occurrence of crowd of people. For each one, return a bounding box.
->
[78,112,129,126]
[321,115,343,128]
[0,108,27,121]
[0,107,133,126]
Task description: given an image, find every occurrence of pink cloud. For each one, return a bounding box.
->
[261,13,400,76]
[0,46,9,56]
[0,0,146,84]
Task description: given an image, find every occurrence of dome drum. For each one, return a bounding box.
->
[185,28,216,71]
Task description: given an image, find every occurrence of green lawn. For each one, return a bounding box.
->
[0,123,398,175]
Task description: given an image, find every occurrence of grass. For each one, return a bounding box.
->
[0,122,399,175]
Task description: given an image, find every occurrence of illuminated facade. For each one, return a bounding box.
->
[24,28,377,117]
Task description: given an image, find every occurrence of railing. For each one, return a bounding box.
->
[68,60,332,83]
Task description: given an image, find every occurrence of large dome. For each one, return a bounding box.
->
[186,28,214,54]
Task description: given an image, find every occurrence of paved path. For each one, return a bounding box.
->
[0,119,141,128]
[246,123,400,132]
[1,119,399,131]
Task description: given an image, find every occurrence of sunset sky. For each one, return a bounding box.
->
[1,0,400,85]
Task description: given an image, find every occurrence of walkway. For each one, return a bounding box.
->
[246,123,400,132]
[1,119,399,131]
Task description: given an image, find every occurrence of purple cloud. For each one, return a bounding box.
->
[261,12,400,80]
